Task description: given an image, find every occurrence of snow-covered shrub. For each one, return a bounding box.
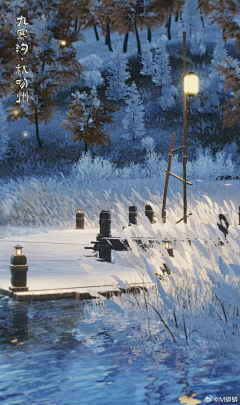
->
[72,151,116,183]
[158,84,178,111]
[190,32,206,56]
[186,148,236,181]
[141,137,155,153]
[78,54,104,89]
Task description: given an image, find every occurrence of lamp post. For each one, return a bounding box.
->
[9,245,28,292]
[174,32,199,224]
[162,238,174,257]
[162,239,170,249]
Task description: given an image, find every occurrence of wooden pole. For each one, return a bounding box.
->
[183,32,187,224]
[162,132,175,222]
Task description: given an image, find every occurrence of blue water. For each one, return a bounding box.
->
[0,296,239,405]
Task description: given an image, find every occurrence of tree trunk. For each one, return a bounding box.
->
[85,142,87,155]
[134,1,141,55]
[134,21,141,55]
[35,112,43,148]
[94,24,99,41]
[147,27,151,43]
[123,32,129,53]
[223,28,226,42]
[105,34,108,45]
[106,23,113,52]
[42,50,46,73]
[75,16,78,32]
[175,14,178,22]
[167,15,171,40]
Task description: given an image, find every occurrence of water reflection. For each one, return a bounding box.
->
[10,303,28,343]
[0,296,240,405]
[178,391,201,405]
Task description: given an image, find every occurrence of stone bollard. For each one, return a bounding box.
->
[97,211,112,261]
[99,238,112,262]
[129,206,137,226]
[97,210,111,242]
[9,245,28,292]
[145,204,157,224]
[75,208,85,229]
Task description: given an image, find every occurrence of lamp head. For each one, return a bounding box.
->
[162,239,170,250]
[184,72,199,97]
[14,244,23,256]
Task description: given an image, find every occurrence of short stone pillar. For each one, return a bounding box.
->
[9,245,28,292]
[76,208,84,229]
[99,238,112,262]
[96,211,112,261]
[145,204,157,223]
[129,206,137,226]
[97,210,111,243]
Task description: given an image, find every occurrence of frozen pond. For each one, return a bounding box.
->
[0,296,239,405]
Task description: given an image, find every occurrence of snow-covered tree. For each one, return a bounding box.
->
[200,36,229,113]
[78,54,104,89]
[0,99,10,162]
[2,0,86,148]
[105,43,131,102]
[140,42,154,77]
[190,32,206,56]
[61,88,120,154]
[152,35,172,87]
[179,0,203,38]
[210,35,228,78]
[122,81,146,142]
[199,0,240,128]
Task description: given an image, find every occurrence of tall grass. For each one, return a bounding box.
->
[1,149,240,356]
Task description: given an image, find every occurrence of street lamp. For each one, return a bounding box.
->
[175,32,199,224]
[184,72,199,97]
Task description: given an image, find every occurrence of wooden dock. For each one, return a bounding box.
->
[0,228,154,302]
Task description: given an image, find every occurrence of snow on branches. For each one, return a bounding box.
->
[105,43,131,102]
[122,81,146,142]
[61,87,120,152]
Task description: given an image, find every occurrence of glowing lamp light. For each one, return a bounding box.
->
[14,110,19,116]
[14,244,23,256]
[184,72,199,97]
[61,40,66,46]
[23,131,28,137]
[162,239,170,250]
[78,209,82,214]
